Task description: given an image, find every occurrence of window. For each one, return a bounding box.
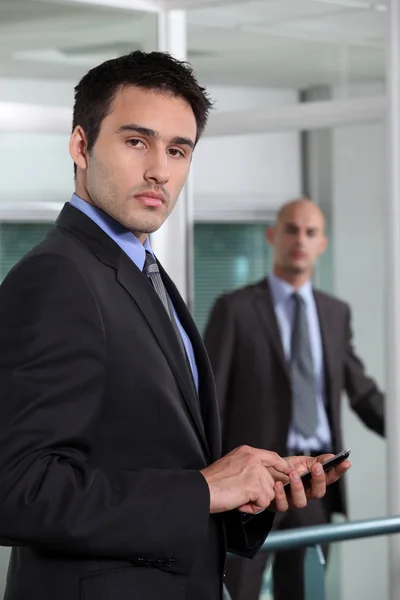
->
[0,223,53,282]
[193,222,272,335]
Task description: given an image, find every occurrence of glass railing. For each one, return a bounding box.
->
[224,515,400,600]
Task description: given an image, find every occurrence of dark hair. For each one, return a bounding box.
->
[72,50,213,173]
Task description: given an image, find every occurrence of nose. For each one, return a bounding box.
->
[295,230,307,246]
[143,147,170,186]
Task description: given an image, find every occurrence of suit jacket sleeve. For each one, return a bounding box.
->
[203,295,235,426]
[343,305,385,436]
[224,509,274,558]
[0,254,210,575]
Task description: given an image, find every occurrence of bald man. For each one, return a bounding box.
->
[204,198,384,600]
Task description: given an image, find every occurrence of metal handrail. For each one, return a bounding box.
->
[224,516,400,600]
[260,514,400,552]
[223,516,400,600]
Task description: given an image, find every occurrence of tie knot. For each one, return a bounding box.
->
[292,292,304,305]
[143,251,159,276]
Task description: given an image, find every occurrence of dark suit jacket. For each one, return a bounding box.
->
[204,278,385,516]
[0,205,274,600]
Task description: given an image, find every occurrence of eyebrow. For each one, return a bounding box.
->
[285,222,319,233]
[116,124,194,150]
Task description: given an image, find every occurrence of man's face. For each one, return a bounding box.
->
[267,202,327,276]
[71,86,196,241]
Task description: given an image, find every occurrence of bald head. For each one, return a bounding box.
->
[276,198,325,230]
[266,197,327,285]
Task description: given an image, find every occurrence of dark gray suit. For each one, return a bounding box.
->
[0,205,275,600]
[204,277,384,600]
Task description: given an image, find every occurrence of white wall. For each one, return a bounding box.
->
[1,78,74,106]
[193,85,301,219]
[332,120,387,600]
[0,78,74,205]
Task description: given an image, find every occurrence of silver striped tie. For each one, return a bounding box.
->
[143,252,193,376]
[291,293,318,437]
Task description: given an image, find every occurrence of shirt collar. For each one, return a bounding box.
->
[268,273,313,307]
[70,193,152,271]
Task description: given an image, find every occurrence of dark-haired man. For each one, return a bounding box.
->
[0,54,350,600]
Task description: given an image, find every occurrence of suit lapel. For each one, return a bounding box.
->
[117,255,210,459]
[55,204,210,460]
[159,264,221,462]
[253,279,290,380]
[314,291,336,405]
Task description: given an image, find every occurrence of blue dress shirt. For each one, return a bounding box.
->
[69,194,199,391]
[268,274,332,451]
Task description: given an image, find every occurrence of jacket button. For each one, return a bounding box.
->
[164,559,175,568]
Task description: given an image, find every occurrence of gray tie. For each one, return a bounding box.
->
[291,293,318,437]
[143,251,194,382]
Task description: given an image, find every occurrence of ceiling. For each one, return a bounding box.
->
[0,0,387,90]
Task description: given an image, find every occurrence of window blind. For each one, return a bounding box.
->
[0,223,53,282]
[193,222,272,335]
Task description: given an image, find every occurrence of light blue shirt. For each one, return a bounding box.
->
[70,194,199,391]
[268,274,332,451]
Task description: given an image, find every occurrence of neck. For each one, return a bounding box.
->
[273,265,312,290]
[74,188,148,245]
[74,184,94,206]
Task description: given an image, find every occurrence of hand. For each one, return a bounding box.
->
[270,454,352,512]
[200,445,293,515]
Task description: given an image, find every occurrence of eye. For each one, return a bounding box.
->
[127,139,146,149]
[168,148,185,158]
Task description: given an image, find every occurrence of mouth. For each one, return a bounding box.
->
[134,192,165,208]
[291,251,307,260]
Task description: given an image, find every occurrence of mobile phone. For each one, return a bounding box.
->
[284,448,351,495]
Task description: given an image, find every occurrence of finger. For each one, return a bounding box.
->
[261,468,279,504]
[288,470,307,508]
[267,466,290,484]
[238,469,276,514]
[316,453,335,464]
[238,504,260,514]
[237,492,274,514]
[325,460,352,485]
[274,481,289,512]
[308,462,326,499]
[238,503,269,514]
[258,451,292,475]
[285,455,314,473]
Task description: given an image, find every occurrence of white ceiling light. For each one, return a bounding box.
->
[311,0,387,9]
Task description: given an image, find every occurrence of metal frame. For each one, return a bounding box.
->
[148,8,192,305]
[387,2,400,599]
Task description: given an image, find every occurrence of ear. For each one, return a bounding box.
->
[318,235,328,255]
[266,226,275,246]
[69,126,89,172]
